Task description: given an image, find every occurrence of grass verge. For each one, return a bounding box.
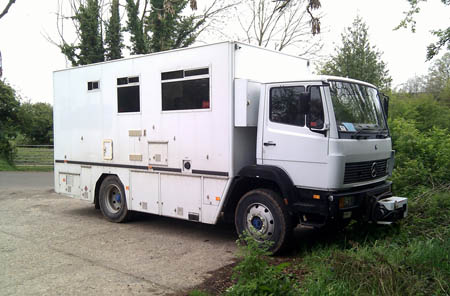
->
[189,188,450,295]
[0,157,53,172]
[299,189,450,296]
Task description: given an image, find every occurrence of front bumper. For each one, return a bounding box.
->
[291,181,408,227]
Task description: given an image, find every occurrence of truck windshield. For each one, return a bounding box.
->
[329,80,387,139]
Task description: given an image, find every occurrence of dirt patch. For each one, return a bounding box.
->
[171,260,238,296]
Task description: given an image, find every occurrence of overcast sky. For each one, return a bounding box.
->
[0,0,448,104]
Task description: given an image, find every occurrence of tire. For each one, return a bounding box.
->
[99,175,131,223]
[235,189,292,254]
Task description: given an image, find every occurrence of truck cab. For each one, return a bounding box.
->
[229,75,407,252]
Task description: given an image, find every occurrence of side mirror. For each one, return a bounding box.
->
[382,93,389,118]
[299,92,311,115]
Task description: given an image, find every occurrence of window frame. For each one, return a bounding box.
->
[269,85,307,128]
[116,75,141,114]
[160,66,212,113]
[306,85,325,129]
[87,80,100,92]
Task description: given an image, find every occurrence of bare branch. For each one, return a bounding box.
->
[232,0,322,59]
[0,0,16,20]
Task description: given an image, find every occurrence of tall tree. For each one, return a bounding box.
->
[59,0,105,66]
[425,52,450,104]
[396,0,449,60]
[18,102,53,144]
[126,0,236,54]
[125,0,149,54]
[318,16,392,90]
[0,79,20,162]
[146,0,197,52]
[0,0,16,20]
[232,0,322,57]
[105,0,124,60]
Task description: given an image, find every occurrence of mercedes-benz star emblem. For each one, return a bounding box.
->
[371,162,377,178]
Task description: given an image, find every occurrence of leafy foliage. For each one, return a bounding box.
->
[0,79,20,162]
[299,188,450,296]
[146,0,198,52]
[396,0,449,60]
[226,235,299,296]
[425,52,450,105]
[18,102,53,144]
[390,118,450,196]
[60,0,104,66]
[105,0,123,60]
[125,0,148,54]
[318,16,392,91]
[388,88,450,197]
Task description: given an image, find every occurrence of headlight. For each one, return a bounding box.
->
[339,196,355,208]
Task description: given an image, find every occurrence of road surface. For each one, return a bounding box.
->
[0,171,236,295]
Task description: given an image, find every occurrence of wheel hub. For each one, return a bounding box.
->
[115,193,121,203]
[105,184,123,214]
[246,203,275,239]
[251,216,263,230]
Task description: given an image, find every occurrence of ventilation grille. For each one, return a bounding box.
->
[344,159,388,184]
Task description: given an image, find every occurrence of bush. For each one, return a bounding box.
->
[0,80,20,163]
[389,93,450,132]
[387,92,450,197]
[389,118,450,196]
[226,235,299,296]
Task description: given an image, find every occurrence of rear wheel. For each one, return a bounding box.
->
[99,175,131,223]
[235,189,292,254]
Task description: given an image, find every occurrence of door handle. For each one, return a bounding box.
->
[263,141,276,146]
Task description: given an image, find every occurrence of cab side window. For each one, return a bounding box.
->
[270,86,306,127]
[307,86,324,129]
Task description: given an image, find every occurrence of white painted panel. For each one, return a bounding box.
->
[58,173,66,193]
[203,178,227,206]
[80,167,92,201]
[130,171,159,214]
[234,79,261,127]
[160,174,201,221]
[235,43,310,83]
[148,142,168,165]
[59,173,81,197]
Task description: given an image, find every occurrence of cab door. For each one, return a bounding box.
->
[261,83,329,188]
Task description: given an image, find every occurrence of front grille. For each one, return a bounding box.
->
[344,159,388,184]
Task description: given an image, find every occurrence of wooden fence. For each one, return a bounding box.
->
[14,145,54,166]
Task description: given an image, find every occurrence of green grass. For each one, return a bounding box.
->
[299,189,450,296]
[188,188,450,296]
[14,146,54,166]
[0,157,15,171]
[0,146,54,172]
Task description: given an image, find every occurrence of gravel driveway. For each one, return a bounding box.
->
[0,172,236,295]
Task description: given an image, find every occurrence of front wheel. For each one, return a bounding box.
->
[99,175,131,223]
[235,189,292,254]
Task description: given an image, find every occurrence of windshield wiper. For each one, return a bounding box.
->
[375,129,389,139]
[351,128,388,139]
[351,128,373,139]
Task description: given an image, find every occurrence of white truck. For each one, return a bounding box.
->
[53,42,407,253]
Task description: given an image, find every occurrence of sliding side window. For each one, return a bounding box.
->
[161,67,210,111]
[270,86,306,127]
[117,76,140,113]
